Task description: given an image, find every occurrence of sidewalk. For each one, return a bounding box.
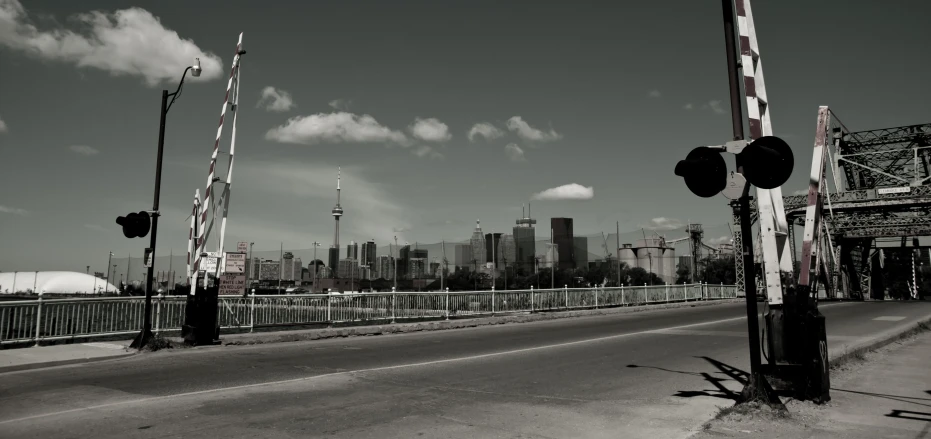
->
[696,327,931,439]
[0,340,135,374]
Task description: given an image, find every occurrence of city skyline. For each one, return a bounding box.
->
[2,0,929,273]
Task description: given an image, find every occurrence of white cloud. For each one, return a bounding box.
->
[84,224,107,232]
[640,217,684,231]
[329,99,352,111]
[69,144,99,155]
[467,122,503,142]
[412,145,444,160]
[235,161,412,244]
[648,90,661,98]
[0,205,28,215]
[703,100,726,114]
[0,0,224,87]
[707,236,733,246]
[683,103,694,110]
[0,116,7,133]
[506,116,563,143]
[504,143,526,162]
[793,189,808,196]
[265,112,409,146]
[257,86,295,112]
[409,117,452,142]
[531,183,593,201]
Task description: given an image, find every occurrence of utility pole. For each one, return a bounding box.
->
[551,228,556,290]
[393,236,398,291]
[616,222,621,287]
[311,241,320,293]
[278,242,282,293]
[105,251,113,294]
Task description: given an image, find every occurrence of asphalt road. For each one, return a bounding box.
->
[1,301,930,439]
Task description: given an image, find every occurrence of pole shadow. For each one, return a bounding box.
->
[885,410,931,422]
[627,356,751,403]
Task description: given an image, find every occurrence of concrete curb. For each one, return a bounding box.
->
[827,315,931,370]
[181,298,744,347]
[0,351,137,374]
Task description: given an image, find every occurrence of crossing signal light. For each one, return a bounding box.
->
[740,136,794,190]
[675,146,728,198]
[674,136,795,197]
[116,211,151,238]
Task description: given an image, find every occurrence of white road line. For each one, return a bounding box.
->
[0,315,747,425]
[873,316,906,322]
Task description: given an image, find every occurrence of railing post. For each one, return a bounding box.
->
[564,285,568,309]
[249,292,255,332]
[595,286,599,308]
[530,285,534,313]
[491,285,495,316]
[327,293,332,324]
[621,285,625,306]
[154,293,162,334]
[665,283,669,303]
[643,283,648,303]
[445,287,449,320]
[34,291,43,346]
[391,287,396,323]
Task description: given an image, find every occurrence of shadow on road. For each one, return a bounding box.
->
[885,410,931,422]
[832,389,931,408]
[627,356,750,403]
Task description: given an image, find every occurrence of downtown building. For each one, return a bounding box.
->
[470,220,486,269]
[551,217,575,270]
[375,255,395,280]
[513,206,537,274]
[360,240,376,269]
[454,244,472,272]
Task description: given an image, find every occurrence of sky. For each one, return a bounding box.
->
[0,0,929,273]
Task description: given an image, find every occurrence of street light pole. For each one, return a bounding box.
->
[131,60,202,349]
[106,251,113,294]
[312,241,320,293]
[393,236,398,291]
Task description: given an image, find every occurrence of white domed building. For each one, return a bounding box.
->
[0,271,118,295]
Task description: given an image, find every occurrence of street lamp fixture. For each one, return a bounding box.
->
[131,58,205,350]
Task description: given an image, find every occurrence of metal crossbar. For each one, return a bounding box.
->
[0,283,737,345]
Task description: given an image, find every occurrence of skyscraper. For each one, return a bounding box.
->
[551,217,575,269]
[470,220,486,269]
[485,233,503,269]
[347,240,359,261]
[375,255,394,280]
[398,245,411,279]
[573,236,588,269]
[327,247,339,278]
[513,204,537,274]
[361,240,376,268]
[455,244,472,270]
[330,167,343,278]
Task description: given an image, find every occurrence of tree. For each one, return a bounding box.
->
[675,264,691,284]
[698,256,736,285]
[624,267,664,286]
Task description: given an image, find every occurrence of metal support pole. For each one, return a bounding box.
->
[131,88,168,349]
[34,291,43,345]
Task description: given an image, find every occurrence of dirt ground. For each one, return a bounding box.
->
[691,329,931,439]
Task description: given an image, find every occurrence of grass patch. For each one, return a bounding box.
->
[714,401,790,422]
[142,333,174,352]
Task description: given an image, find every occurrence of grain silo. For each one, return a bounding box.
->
[619,244,638,271]
[621,238,676,284]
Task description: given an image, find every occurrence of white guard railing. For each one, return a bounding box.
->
[0,283,737,345]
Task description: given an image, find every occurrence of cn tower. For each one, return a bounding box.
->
[332,167,343,246]
[328,167,343,277]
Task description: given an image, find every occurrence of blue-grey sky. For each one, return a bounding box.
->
[1,0,929,273]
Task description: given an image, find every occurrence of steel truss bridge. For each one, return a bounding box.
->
[749,109,931,299]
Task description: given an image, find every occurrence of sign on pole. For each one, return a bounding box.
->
[237,241,249,254]
[144,248,154,268]
[200,251,222,273]
[224,252,246,273]
[218,273,246,295]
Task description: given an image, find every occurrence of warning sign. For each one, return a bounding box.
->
[224,253,246,273]
[218,274,246,295]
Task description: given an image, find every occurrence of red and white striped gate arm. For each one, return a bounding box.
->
[186,189,201,284]
[734,0,793,305]
[798,107,832,291]
[192,33,244,284]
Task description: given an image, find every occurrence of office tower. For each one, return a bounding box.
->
[514,204,537,274]
[347,240,359,261]
[398,245,411,279]
[376,255,394,280]
[484,233,503,269]
[455,244,472,270]
[361,240,376,268]
[327,247,339,278]
[551,217,575,269]
[470,220,486,269]
[500,234,516,267]
[338,258,358,279]
[331,167,343,277]
[408,258,426,280]
[573,237,588,269]
[411,248,427,261]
